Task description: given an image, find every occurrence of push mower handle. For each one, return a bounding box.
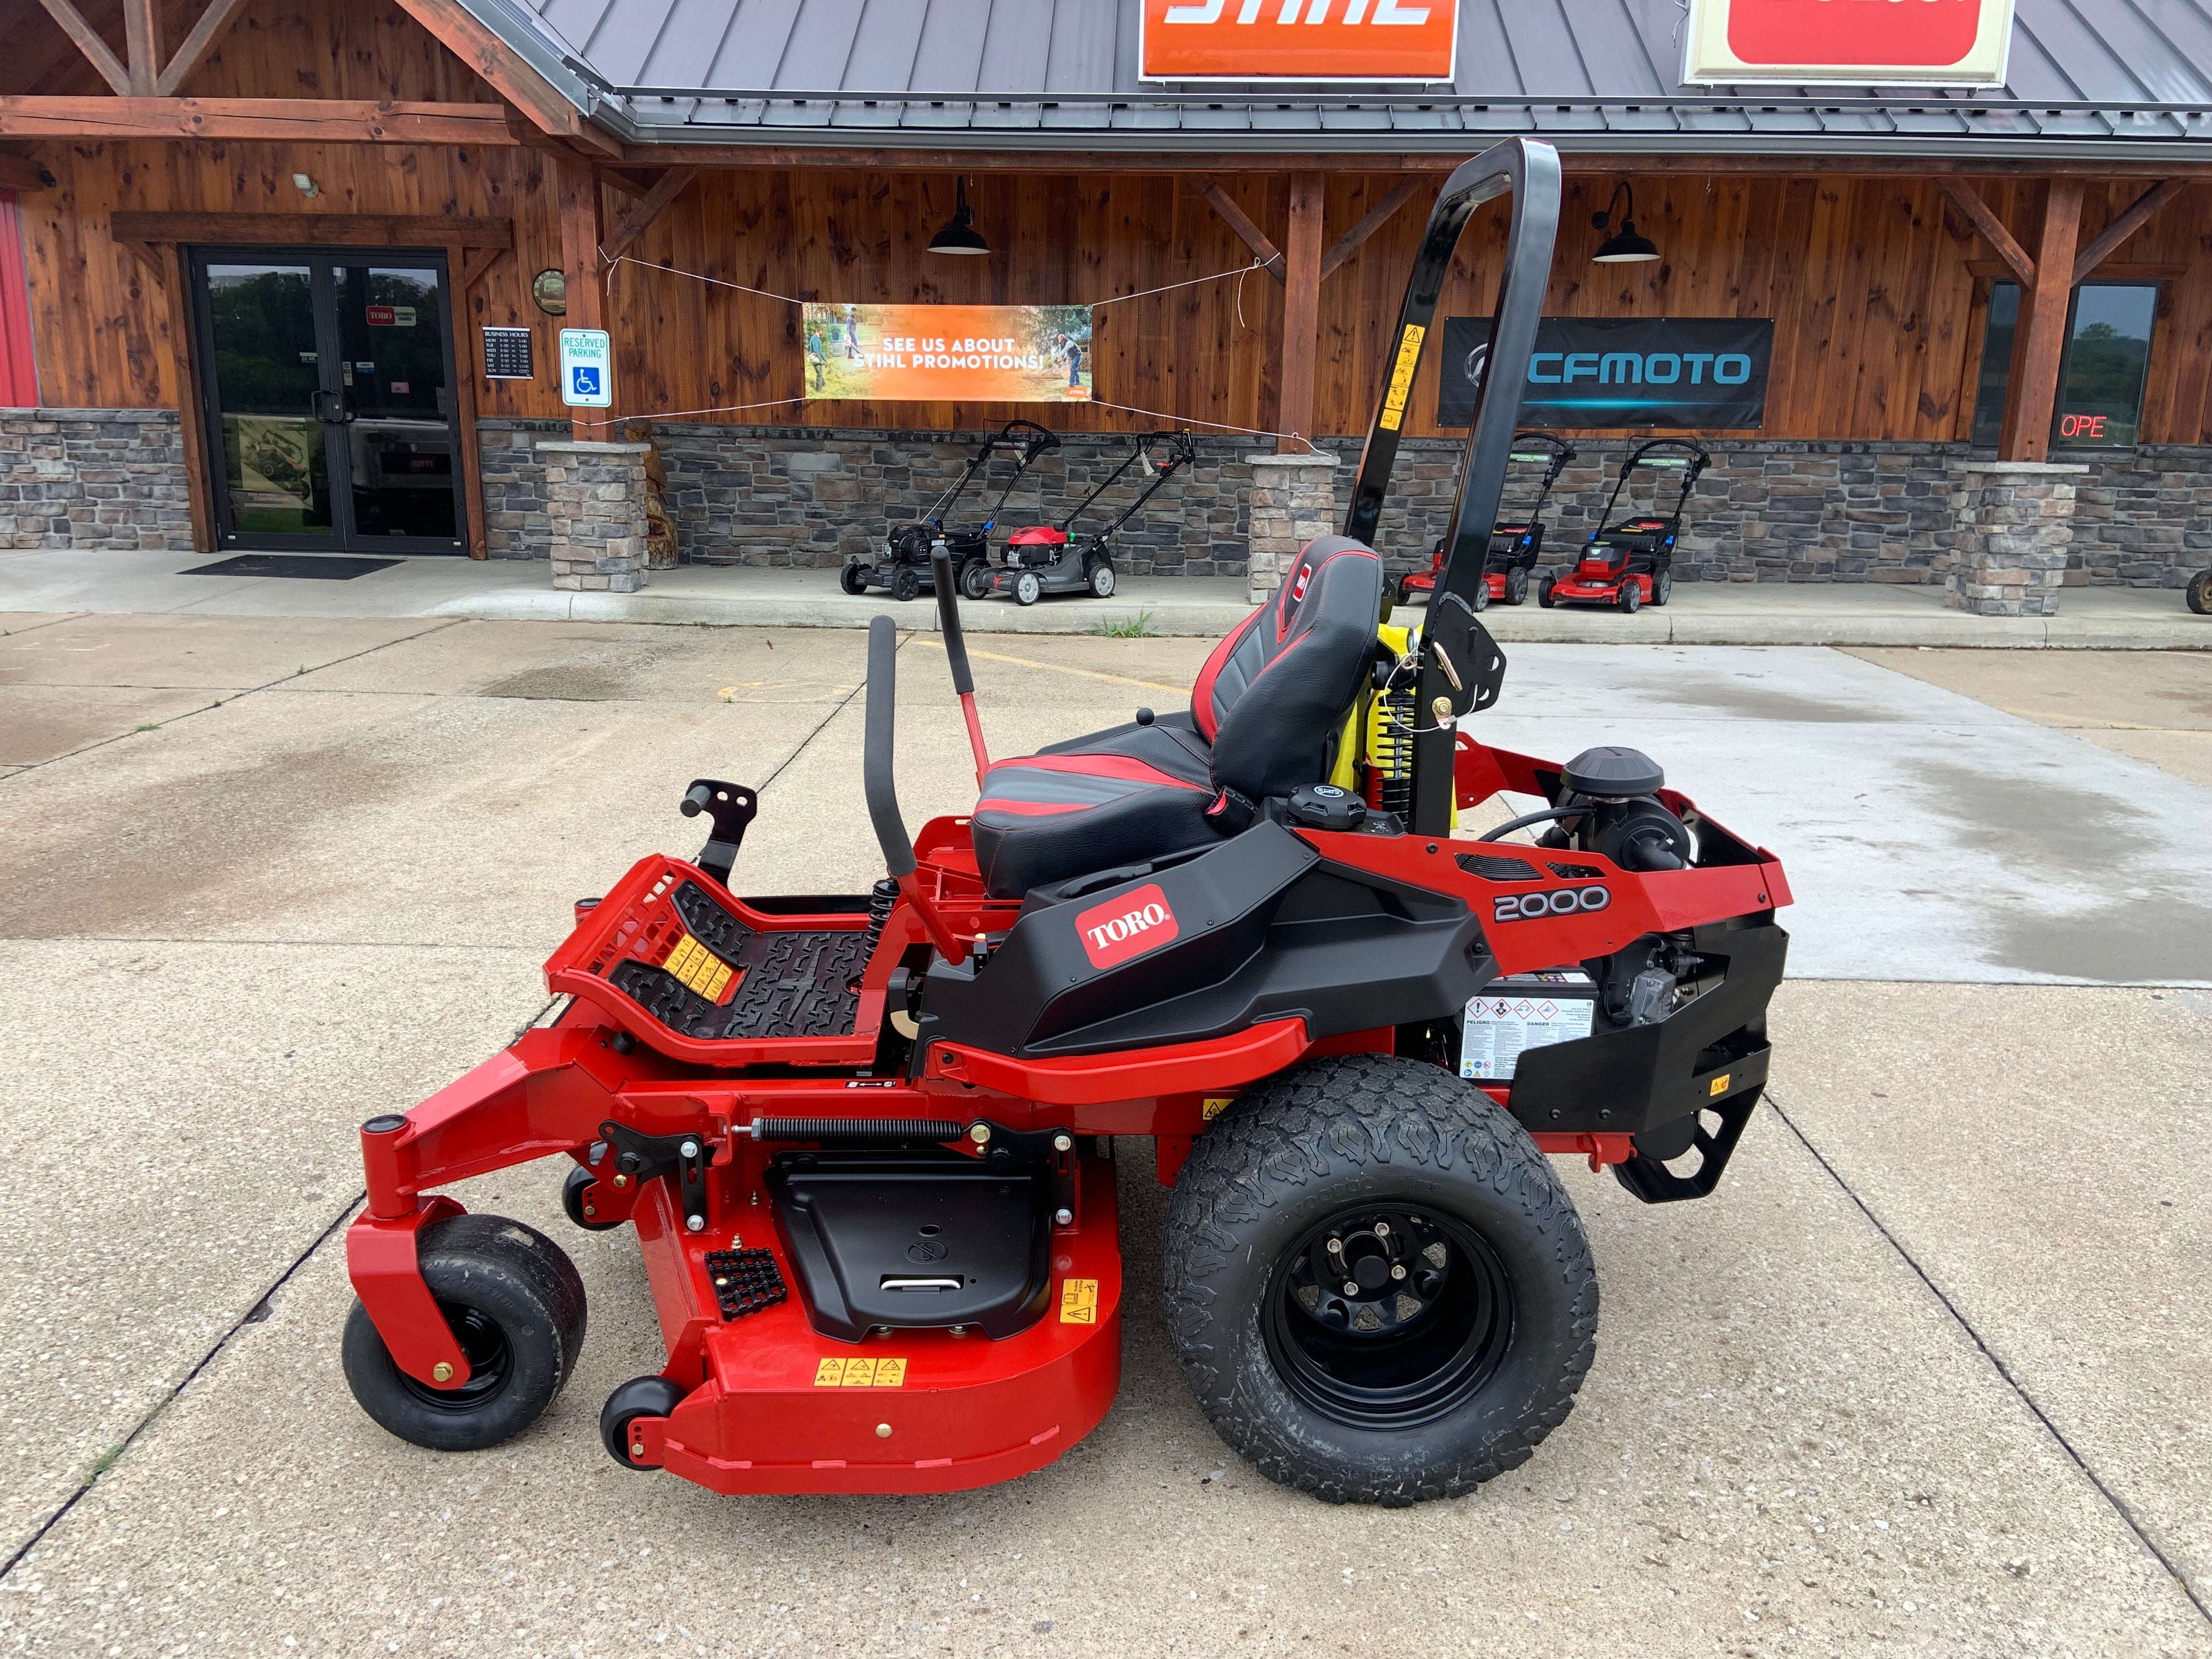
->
[864,616,917,880]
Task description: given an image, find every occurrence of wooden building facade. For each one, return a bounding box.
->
[3,0,2209,584]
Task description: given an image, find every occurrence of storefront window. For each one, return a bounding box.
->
[1971,281,2158,448]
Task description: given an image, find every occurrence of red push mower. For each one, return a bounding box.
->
[971,430,1196,605]
[340,139,1791,1506]
[1537,439,1709,614]
[840,420,1060,602]
[1396,432,1575,612]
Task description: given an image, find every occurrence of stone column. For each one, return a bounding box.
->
[1945,460,2087,617]
[1244,452,1340,605]
[538,439,652,592]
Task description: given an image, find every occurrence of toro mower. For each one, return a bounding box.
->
[972,430,1197,605]
[1538,439,1709,614]
[1397,431,1575,611]
[340,138,1791,1507]
[840,420,1059,602]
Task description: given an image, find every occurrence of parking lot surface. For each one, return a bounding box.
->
[1,614,2207,1657]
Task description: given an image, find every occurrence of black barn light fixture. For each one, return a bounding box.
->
[928,177,990,256]
[1590,182,1661,264]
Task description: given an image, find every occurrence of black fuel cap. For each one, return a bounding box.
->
[1562,746,1664,799]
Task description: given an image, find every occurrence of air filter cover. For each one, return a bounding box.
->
[1561,745,1664,799]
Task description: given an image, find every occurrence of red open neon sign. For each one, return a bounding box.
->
[2057,413,2109,440]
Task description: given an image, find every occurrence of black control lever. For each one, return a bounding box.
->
[680,779,757,887]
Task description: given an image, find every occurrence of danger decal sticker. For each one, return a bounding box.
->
[1074,883,1180,971]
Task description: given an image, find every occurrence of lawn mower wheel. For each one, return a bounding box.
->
[2188,569,2211,615]
[561,1163,623,1231]
[601,1374,687,1470]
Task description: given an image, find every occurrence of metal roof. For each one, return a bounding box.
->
[464,0,2212,158]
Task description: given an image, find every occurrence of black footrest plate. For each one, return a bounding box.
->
[703,1248,789,1319]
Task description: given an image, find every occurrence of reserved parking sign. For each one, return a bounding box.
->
[558,328,612,408]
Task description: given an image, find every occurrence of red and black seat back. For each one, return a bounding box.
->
[1190,536,1383,802]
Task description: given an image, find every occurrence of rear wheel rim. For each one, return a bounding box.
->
[398,1300,514,1412]
[1262,1204,1513,1430]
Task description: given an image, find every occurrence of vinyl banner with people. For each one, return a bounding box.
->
[802,303,1094,402]
[1436,317,1775,430]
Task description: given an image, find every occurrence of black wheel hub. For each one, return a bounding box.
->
[1263,1205,1513,1429]
[399,1301,513,1412]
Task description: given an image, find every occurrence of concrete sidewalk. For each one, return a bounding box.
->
[3,545,2208,647]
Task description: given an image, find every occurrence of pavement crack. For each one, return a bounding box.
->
[749,633,897,795]
[0,617,464,782]
[1761,1087,2212,1624]
[0,1192,368,1583]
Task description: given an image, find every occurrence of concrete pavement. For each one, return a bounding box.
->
[1,612,2209,1656]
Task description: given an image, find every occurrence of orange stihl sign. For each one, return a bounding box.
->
[1140,0,1458,83]
[1681,0,2016,87]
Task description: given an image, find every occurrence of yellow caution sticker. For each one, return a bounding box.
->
[1059,1278,1100,1324]
[814,1356,907,1387]
[1379,323,1426,432]
[1201,1096,1235,1120]
[663,932,735,1003]
[1708,1073,1731,1097]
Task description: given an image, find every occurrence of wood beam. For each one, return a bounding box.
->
[445,244,491,558]
[161,242,215,552]
[116,238,166,286]
[0,151,54,191]
[601,165,698,265]
[1319,174,1424,280]
[122,0,161,96]
[557,153,606,441]
[31,0,131,97]
[1998,178,2085,464]
[1937,178,2035,289]
[393,0,624,159]
[0,97,521,145]
[460,244,506,291]
[1197,177,1285,283]
[155,0,252,98]
[2072,178,2185,286]
[1276,171,1324,454]
[111,210,515,247]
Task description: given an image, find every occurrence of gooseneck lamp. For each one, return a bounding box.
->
[1590,182,1661,264]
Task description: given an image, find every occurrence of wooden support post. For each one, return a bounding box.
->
[445,245,489,558]
[1197,177,1286,282]
[161,243,215,552]
[1276,172,1324,455]
[122,0,161,95]
[556,154,605,442]
[1997,178,2084,464]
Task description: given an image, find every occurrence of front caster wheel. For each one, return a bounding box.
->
[890,566,921,602]
[561,1163,623,1232]
[1161,1054,1596,1506]
[601,1374,687,1469]
[1013,571,1042,606]
[342,1212,587,1453]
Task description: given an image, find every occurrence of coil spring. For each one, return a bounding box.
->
[861,876,900,956]
[1365,686,1415,816]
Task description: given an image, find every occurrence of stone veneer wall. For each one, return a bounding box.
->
[1,409,195,550]
[482,420,2210,589]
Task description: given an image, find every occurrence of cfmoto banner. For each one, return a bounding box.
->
[1436,317,1774,430]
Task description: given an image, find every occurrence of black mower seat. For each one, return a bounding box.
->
[970,537,1382,899]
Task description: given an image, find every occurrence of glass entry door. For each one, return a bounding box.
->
[190,249,466,554]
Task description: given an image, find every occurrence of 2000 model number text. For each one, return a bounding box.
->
[1492,887,1611,923]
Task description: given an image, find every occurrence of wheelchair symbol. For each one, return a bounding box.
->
[569,366,601,397]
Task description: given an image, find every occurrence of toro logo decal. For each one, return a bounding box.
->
[1076,883,1180,970]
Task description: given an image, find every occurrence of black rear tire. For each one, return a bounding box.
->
[561,1163,622,1231]
[2188,569,2212,616]
[839,562,868,596]
[960,560,992,601]
[1652,569,1673,607]
[1161,1054,1596,1506]
[601,1374,687,1469]
[1470,582,1489,612]
[1536,577,1556,610]
[342,1212,587,1453]
[890,566,921,603]
[1504,568,1528,606]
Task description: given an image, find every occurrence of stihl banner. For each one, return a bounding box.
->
[1681,0,2016,87]
[1140,0,1457,83]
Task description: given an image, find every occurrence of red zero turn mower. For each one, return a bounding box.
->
[977,430,1197,606]
[341,139,1791,1506]
[1396,432,1575,612]
[1538,439,1710,614]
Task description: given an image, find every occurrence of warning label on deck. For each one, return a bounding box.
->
[662,932,734,1003]
[1460,980,1595,1081]
[814,1357,907,1387]
[1058,1279,1099,1324]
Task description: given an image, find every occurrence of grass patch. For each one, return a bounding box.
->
[134,723,159,732]
[1092,610,1159,639]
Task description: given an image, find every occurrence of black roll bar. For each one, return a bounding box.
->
[862,614,916,881]
[1342,137,1562,836]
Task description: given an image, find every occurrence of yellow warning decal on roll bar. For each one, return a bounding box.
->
[1379,324,1425,432]
[1059,1279,1100,1324]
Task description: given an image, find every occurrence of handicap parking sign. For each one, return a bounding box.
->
[558,328,612,408]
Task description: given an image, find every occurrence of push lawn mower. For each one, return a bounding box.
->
[2188,567,2211,615]
[972,430,1197,605]
[340,139,1791,1507]
[1538,438,1709,614]
[840,420,1059,602]
[1397,432,1575,612]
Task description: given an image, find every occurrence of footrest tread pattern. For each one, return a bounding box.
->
[704,1248,789,1320]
